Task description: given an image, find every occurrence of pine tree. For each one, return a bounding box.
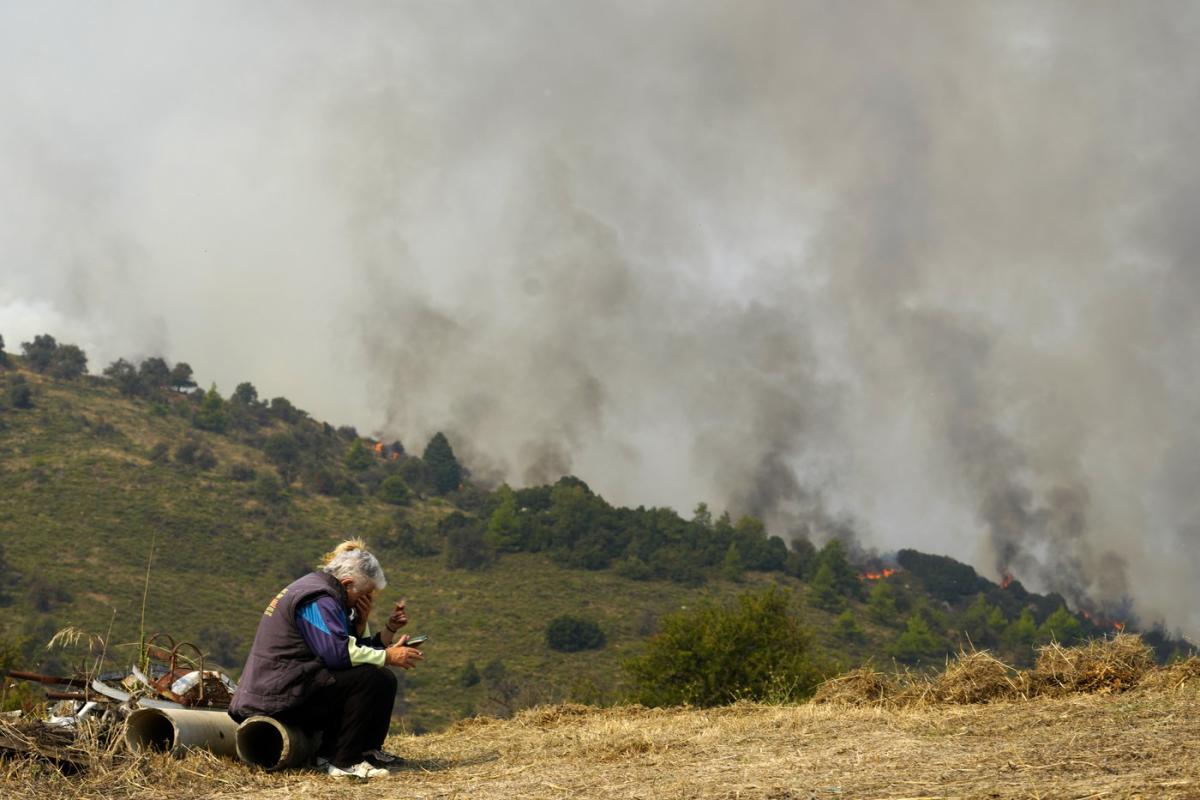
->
[867,579,899,624]
[815,539,859,597]
[486,485,525,552]
[344,439,372,471]
[889,612,942,663]
[423,432,463,494]
[808,561,846,612]
[833,609,865,642]
[377,475,411,505]
[721,542,744,582]
[1037,606,1083,645]
[194,384,228,432]
[1002,608,1038,651]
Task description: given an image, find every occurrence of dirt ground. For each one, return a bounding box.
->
[10,683,1195,800]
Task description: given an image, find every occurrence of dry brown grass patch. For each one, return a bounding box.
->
[928,649,1023,704]
[1138,656,1200,692]
[811,665,899,706]
[1031,632,1156,696]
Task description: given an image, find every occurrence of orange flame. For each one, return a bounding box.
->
[373,442,384,455]
[1000,573,1014,589]
[859,568,896,581]
[1114,622,1125,632]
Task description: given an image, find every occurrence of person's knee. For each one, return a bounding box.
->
[370,665,398,694]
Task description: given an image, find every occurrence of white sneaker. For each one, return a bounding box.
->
[327,761,388,779]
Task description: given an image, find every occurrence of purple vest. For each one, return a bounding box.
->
[228,570,346,720]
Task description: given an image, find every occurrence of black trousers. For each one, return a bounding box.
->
[276,665,398,768]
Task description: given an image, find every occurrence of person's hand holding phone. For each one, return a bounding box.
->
[385,640,423,669]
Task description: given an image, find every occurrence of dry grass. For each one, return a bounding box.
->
[4,637,1199,799]
[1136,656,1200,693]
[927,650,1023,705]
[1027,633,1157,696]
[811,666,900,707]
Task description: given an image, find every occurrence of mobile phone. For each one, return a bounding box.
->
[403,634,428,646]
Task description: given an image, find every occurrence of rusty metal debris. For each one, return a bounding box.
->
[0,631,240,766]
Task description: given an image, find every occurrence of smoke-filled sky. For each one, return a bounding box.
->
[3,1,1199,635]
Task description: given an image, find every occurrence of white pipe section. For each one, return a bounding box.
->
[125,707,239,758]
[235,715,320,770]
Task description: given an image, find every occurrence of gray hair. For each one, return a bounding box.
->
[322,547,387,591]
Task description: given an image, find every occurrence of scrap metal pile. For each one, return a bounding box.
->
[0,633,317,771]
[0,634,240,768]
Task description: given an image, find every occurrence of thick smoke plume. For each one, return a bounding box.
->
[2,2,1199,634]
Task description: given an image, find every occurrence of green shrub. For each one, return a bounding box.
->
[344,439,372,471]
[833,609,865,642]
[888,612,944,664]
[1038,606,1084,645]
[253,472,286,503]
[442,513,493,570]
[545,615,606,652]
[377,475,411,506]
[807,562,846,612]
[459,660,481,687]
[867,580,900,624]
[148,442,170,464]
[229,463,257,482]
[7,376,32,409]
[624,587,822,707]
[193,385,228,433]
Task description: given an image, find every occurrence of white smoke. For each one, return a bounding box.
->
[2,1,1199,635]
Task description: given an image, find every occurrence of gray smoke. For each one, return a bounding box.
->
[2,1,1199,634]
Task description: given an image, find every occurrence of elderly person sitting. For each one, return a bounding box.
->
[229,539,423,778]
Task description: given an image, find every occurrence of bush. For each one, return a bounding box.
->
[344,439,372,471]
[49,344,88,379]
[867,580,900,624]
[833,609,865,642]
[229,463,257,482]
[194,385,228,433]
[6,376,32,409]
[175,439,200,465]
[625,587,822,707]
[20,334,58,372]
[377,475,411,506]
[442,513,493,570]
[148,442,170,464]
[1038,606,1084,645]
[253,473,286,503]
[459,660,481,687]
[263,433,301,467]
[384,518,440,557]
[889,613,945,664]
[545,615,606,652]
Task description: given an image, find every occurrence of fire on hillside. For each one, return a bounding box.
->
[859,568,897,581]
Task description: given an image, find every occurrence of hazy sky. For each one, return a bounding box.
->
[3,1,1199,636]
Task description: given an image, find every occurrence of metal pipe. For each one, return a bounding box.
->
[125,707,239,758]
[5,669,90,689]
[235,715,319,770]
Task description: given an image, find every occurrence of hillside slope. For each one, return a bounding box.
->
[0,351,1190,731]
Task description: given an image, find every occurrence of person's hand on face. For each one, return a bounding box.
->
[353,591,375,636]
